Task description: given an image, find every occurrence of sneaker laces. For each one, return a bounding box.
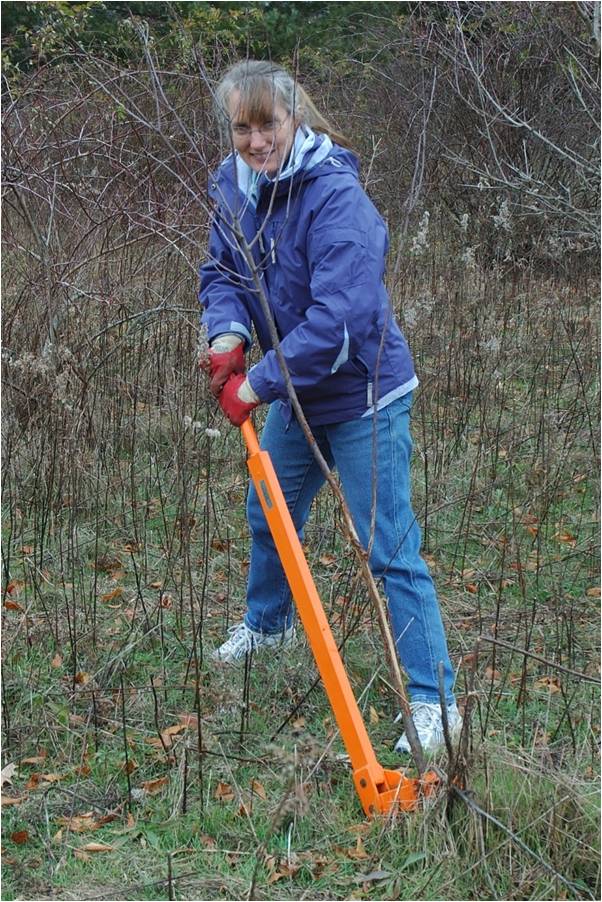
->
[410,702,444,730]
[222,622,256,655]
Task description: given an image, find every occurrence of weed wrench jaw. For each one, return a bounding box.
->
[240,418,438,818]
[353,766,440,817]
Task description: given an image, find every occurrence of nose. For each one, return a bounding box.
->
[249,129,267,150]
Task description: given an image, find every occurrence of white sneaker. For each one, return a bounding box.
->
[395,701,463,754]
[211,621,296,664]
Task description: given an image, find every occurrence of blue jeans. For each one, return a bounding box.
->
[244,394,456,705]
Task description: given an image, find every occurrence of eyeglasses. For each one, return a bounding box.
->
[231,116,289,140]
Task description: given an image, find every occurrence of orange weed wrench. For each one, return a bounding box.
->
[240,418,438,817]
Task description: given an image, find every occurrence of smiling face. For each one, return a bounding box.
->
[227,88,297,176]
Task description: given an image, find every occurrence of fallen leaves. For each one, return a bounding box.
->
[74,842,115,860]
[101,587,124,603]
[250,779,267,800]
[4,599,24,611]
[10,831,29,845]
[93,556,123,573]
[57,812,118,833]
[20,754,47,766]
[553,530,577,546]
[24,772,66,790]
[1,763,17,787]
[534,676,562,694]
[1,795,26,807]
[140,776,169,795]
[146,721,190,753]
[214,781,235,803]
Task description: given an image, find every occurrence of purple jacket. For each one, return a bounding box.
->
[199,133,417,425]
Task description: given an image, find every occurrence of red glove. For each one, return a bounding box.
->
[219,373,259,426]
[200,343,246,398]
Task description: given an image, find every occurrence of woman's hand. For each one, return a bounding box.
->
[200,336,245,398]
[219,373,260,426]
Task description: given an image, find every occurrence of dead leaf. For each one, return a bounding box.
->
[11,831,29,845]
[484,667,502,682]
[5,580,25,596]
[200,833,217,849]
[346,836,370,860]
[25,774,40,790]
[461,652,478,668]
[20,546,34,555]
[1,795,26,807]
[162,724,186,739]
[78,842,114,853]
[534,676,561,694]
[586,587,601,597]
[74,672,90,685]
[101,587,123,602]
[159,594,173,608]
[140,777,169,795]
[250,779,267,800]
[291,717,305,733]
[1,763,17,787]
[238,801,252,818]
[178,713,198,729]
[214,781,235,802]
[123,760,138,775]
[57,814,97,833]
[319,553,336,567]
[369,706,380,725]
[3,600,24,612]
[93,556,123,573]
[53,829,63,845]
[553,531,577,546]
[51,654,63,668]
[40,773,65,783]
[211,538,229,552]
[149,581,163,589]
[20,754,47,766]
[126,812,135,828]
[123,542,140,553]
[464,582,479,594]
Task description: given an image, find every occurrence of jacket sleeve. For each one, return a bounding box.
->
[247,179,386,402]
[199,213,253,349]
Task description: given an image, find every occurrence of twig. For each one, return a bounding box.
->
[119,673,132,812]
[437,661,455,767]
[479,634,601,685]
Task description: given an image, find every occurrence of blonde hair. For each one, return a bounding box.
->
[215,60,354,151]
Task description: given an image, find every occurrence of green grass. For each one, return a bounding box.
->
[2,248,600,899]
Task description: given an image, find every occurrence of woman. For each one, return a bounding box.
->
[199,60,460,754]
